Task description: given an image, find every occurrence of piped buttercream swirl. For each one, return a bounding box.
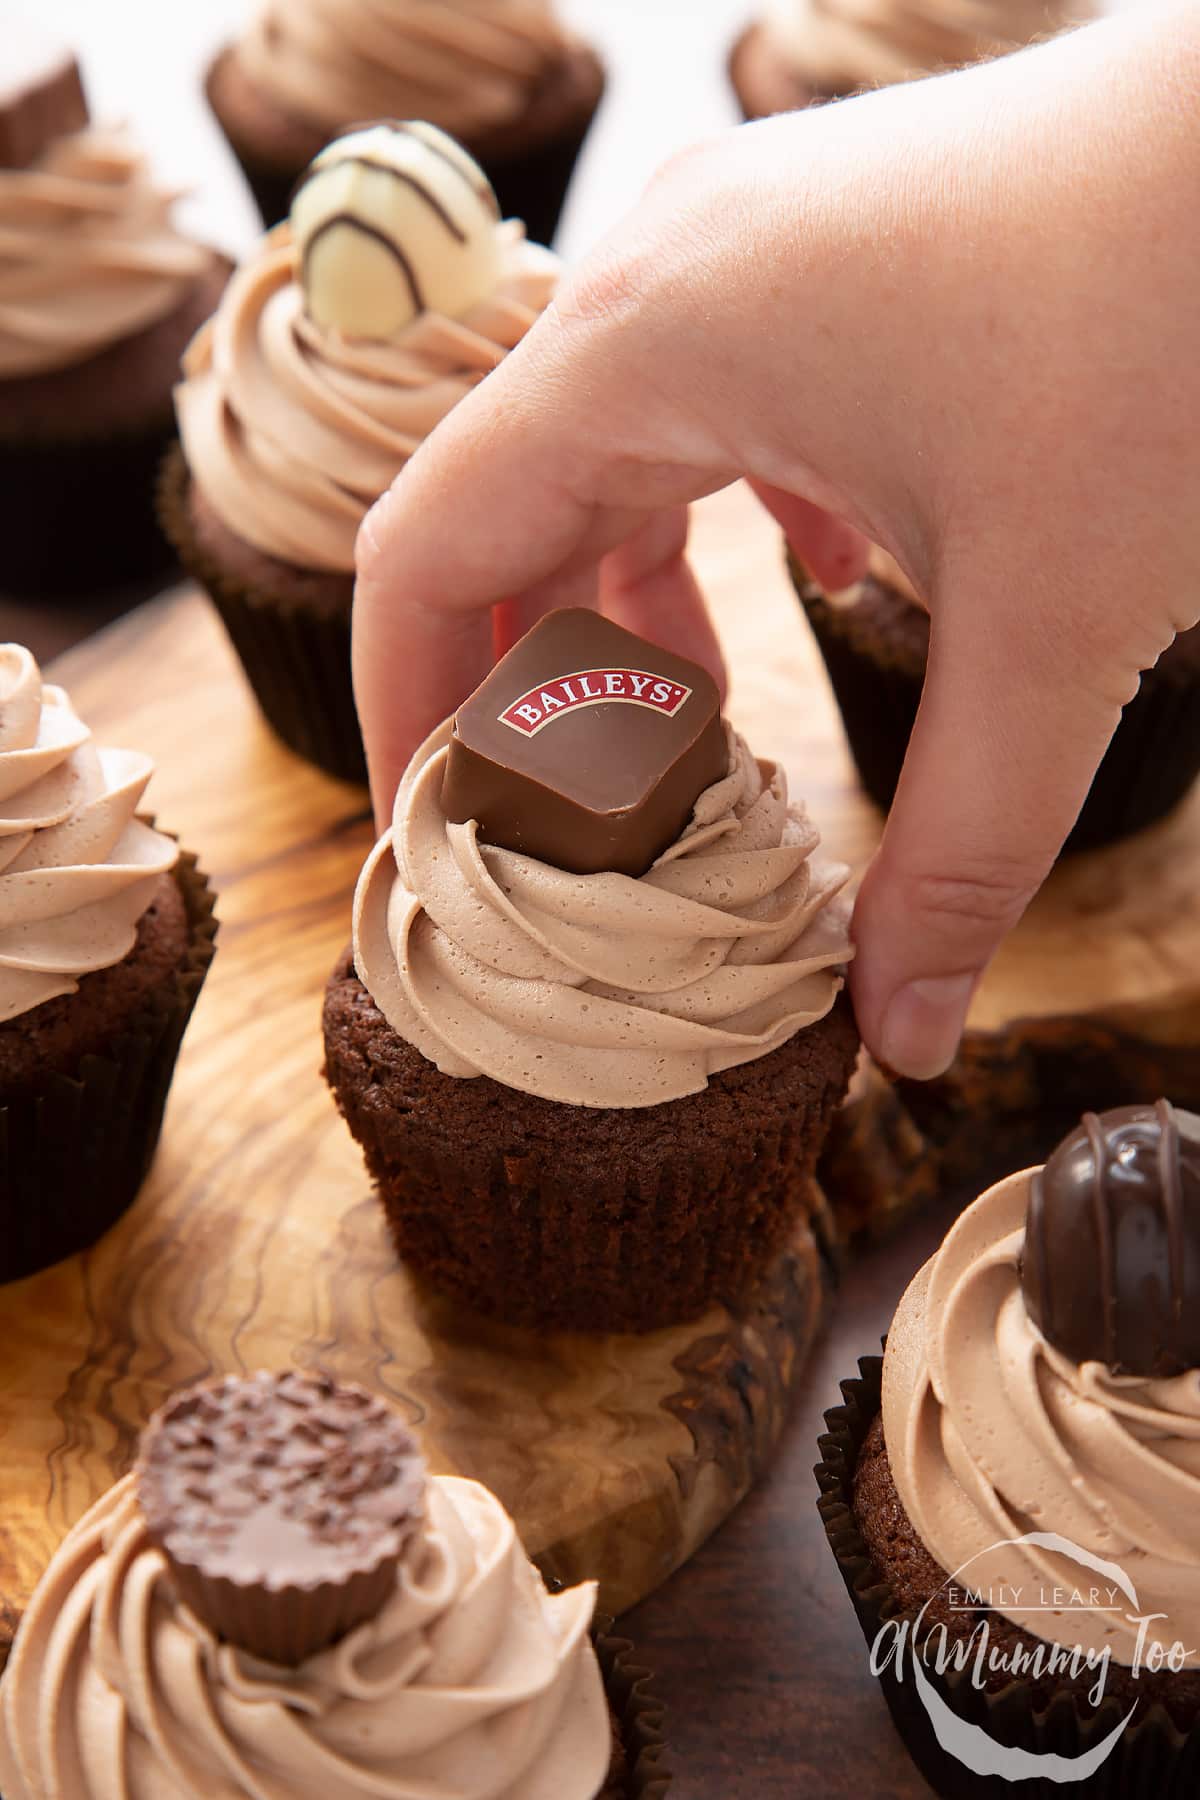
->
[237,0,570,143]
[0,1472,611,1800]
[882,1169,1200,1667]
[175,219,558,571]
[354,720,854,1108]
[760,0,1088,92]
[0,126,211,379]
[0,645,178,1025]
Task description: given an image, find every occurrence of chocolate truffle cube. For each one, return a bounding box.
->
[441,607,728,876]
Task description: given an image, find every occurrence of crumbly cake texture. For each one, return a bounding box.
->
[323,950,859,1332]
[852,1409,1200,1730]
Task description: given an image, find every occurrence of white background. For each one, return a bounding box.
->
[24,0,759,266]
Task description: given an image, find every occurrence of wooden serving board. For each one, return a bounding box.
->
[2,482,1197,1664]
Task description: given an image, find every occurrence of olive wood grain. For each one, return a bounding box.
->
[2,481,1197,1703]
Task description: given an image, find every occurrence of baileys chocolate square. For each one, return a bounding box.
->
[441,608,727,876]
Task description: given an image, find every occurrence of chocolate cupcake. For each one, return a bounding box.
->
[324,606,859,1332]
[731,0,1091,119]
[159,120,560,784]
[0,644,217,1284]
[206,0,604,245]
[795,547,1200,852]
[0,21,228,597]
[818,1102,1200,1798]
[0,1370,669,1799]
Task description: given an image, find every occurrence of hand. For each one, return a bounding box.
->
[354,0,1200,1080]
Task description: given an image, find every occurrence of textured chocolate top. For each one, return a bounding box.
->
[441,608,728,876]
[1021,1101,1200,1376]
[137,1371,426,1592]
[1,23,87,170]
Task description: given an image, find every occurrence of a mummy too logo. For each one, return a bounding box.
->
[498,668,692,737]
[870,1533,1192,1782]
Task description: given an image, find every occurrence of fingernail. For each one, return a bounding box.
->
[879,972,978,1081]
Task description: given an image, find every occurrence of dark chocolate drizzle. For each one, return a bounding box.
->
[302,214,426,316]
[1021,1100,1200,1377]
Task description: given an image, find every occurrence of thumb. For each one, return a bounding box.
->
[849,561,1138,1080]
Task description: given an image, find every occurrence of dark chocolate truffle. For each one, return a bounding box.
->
[137,1370,426,1665]
[1021,1101,1200,1377]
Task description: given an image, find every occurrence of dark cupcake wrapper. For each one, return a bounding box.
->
[592,1619,672,1798]
[206,50,603,247]
[792,559,1200,854]
[0,847,218,1287]
[0,413,181,599]
[157,445,366,785]
[815,1356,1200,1799]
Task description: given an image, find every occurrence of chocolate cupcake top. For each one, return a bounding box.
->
[234,0,571,145]
[882,1104,1200,1670]
[0,644,178,1024]
[0,1374,611,1800]
[354,611,853,1108]
[0,25,211,379]
[758,0,1089,92]
[175,121,558,572]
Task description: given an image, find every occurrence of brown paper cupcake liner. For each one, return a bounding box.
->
[0,849,218,1286]
[0,413,181,599]
[793,560,1200,854]
[593,1621,672,1798]
[157,446,365,784]
[815,1356,1200,1799]
[206,48,604,246]
[324,959,858,1333]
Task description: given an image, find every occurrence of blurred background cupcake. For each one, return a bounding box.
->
[206,0,606,246]
[794,546,1200,853]
[731,0,1092,118]
[0,643,217,1285]
[818,1101,1200,1797]
[0,21,229,599]
[324,607,859,1333]
[0,1369,669,1799]
[159,119,560,784]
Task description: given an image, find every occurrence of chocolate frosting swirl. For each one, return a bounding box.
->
[760,0,1089,92]
[0,126,210,378]
[883,1168,1200,1668]
[175,219,558,571]
[354,720,853,1107]
[236,0,570,144]
[0,1472,610,1800]
[0,645,178,1024]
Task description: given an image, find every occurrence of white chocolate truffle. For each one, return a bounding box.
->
[290,121,505,339]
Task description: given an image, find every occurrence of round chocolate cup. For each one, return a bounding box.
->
[0,846,218,1285]
[815,1355,1200,1799]
[793,559,1200,854]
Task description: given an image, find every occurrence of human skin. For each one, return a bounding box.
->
[354,0,1200,1081]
